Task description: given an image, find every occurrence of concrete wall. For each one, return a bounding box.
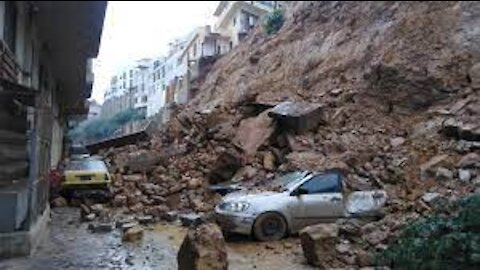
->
[0,1,105,258]
[101,93,132,119]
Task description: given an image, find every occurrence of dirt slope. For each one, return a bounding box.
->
[103,1,480,267]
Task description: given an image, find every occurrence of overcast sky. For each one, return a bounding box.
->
[91,1,219,103]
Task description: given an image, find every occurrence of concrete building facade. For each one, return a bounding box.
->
[102,58,153,118]
[175,25,230,105]
[146,39,187,117]
[87,100,101,120]
[0,1,106,258]
[214,1,281,47]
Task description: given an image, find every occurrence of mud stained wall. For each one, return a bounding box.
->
[0,96,29,232]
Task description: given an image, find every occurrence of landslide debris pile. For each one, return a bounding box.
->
[100,1,480,266]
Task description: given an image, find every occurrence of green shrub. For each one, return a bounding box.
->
[263,9,284,35]
[68,108,145,143]
[378,194,480,270]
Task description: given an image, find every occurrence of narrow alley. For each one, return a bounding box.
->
[0,207,313,270]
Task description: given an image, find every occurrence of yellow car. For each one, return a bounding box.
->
[61,158,112,199]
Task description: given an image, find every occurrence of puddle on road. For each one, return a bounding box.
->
[0,208,313,270]
[151,222,187,248]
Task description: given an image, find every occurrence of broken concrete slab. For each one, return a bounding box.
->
[268,101,324,134]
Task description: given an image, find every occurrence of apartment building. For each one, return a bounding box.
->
[0,1,106,258]
[146,38,187,117]
[101,58,153,118]
[174,25,230,104]
[87,100,101,120]
[214,1,282,47]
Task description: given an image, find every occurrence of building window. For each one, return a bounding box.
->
[142,96,147,103]
[233,17,236,26]
[4,1,17,54]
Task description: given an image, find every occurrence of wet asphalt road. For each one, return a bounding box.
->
[0,207,314,270]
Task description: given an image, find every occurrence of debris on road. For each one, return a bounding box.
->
[300,223,339,268]
[88,222,113,233]
[122,226,144,242]
[177,223,228,270]
[51,197,68,208]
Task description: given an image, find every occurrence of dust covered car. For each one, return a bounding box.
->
[215,170,387,241]
[60,159,112,200]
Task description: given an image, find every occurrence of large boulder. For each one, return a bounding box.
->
[177,223,228,270]
[300,223,340,269]
[268,101,324,134]
[232,110,275,156]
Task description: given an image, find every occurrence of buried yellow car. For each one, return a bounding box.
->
[61,158,113,200]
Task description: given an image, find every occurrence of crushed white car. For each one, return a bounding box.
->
[215,171,387,241]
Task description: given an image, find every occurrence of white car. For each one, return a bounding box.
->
[215,171,387,241]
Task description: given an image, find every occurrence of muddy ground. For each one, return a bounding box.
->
[0,208,314,270]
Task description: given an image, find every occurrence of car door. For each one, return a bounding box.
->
[292,173,344,227]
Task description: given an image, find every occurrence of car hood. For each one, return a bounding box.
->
[222,190,286,203]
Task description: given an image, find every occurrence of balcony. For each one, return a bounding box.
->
[0,40,20,83]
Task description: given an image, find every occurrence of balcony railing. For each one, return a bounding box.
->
[0,40,20,83]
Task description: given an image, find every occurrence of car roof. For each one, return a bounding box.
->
[65,159,107,172]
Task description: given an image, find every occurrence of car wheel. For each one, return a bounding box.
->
[253,212,287,241]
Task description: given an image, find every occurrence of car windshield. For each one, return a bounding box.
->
[280,171,309,191]
[70,145,89,155]
[65,160,107,172]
